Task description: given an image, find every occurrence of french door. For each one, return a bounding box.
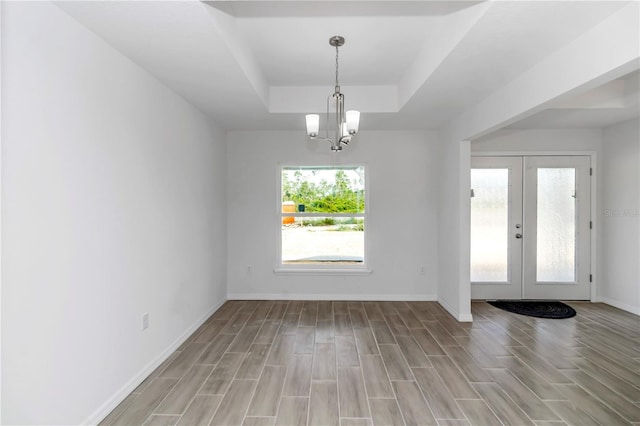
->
[470,156,591,300]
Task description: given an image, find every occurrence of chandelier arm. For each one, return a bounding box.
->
[326,93,332,140]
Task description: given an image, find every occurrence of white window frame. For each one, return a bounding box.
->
[275,164,371,275]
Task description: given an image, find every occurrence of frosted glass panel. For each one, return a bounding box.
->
[471,169,509,282]
[537,168,576,282]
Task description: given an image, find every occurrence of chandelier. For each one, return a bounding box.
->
[305,36,360,152]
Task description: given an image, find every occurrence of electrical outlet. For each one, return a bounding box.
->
[142,313,149,330]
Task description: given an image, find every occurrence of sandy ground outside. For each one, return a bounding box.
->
[281,225,364,261]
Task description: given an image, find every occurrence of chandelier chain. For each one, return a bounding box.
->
[335,44,340,88]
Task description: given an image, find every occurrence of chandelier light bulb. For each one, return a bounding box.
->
[346,110,360,135]
[306,114,320,137]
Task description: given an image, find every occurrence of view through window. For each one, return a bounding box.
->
[281,166,365,265]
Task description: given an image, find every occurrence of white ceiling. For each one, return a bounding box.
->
[55,0,639,132]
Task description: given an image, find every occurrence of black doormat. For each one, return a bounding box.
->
[487,300,576,319]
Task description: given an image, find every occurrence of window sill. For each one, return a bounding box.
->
[273,267,373,276]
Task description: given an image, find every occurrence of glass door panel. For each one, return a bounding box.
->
[536,168,576,282]
[471,157,523,300]
[523,156,591,300]
[471,169,509,282]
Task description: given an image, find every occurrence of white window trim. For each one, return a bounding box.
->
[275,164,371,275]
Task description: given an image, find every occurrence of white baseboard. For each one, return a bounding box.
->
[437,297,473,322]
[595,296,640,315]
[84,297,227,425]
[227,293,437,302]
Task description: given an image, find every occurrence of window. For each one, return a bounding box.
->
[280,166,366,268]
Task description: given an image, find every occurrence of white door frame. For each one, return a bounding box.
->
[471,151,597,302]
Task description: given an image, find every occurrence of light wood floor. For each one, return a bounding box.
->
[100,301,640,426]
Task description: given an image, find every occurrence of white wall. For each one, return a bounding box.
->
[226,130,439,300]
[436,137,471,321]
[1,3,227,424]
[471,128,603,152]
[600,118,640,314]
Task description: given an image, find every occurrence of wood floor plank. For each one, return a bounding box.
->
[354,328,379,355]
[428,356,479,399]
[196,334,236,365]
[176,395,222,426]
[554,383,632,426]
[309,381,339,426]
[267,334,295,366]
[361,355,394,398]
[334,302,349,314]
[293,327,315,354]
[194,320,228,343]
[424,323,458,346]
[161,343,209,378]
[335,314,353,336]
[396,336,431,367]
[285,301,303,315]
[100,394,138,425]
[441,345,492,383]
[392,381,438,426]
[568,357,640,403]
[379,344,413,380]
[397,309,422,329]
[369,398,404,426]
[498,356,565,401]
[487,368,560,421]
[143,415,180,426]
[300,301,319,327]
[412,367,465,420]
[236,344,271,379]
[316,319,336,344]
[111,378,178,426]
[545,401,600,426]
[228,325,261,353]
[156,365,214,414]
[210,379,257,426]
[254,321,281,345]
[370,320,396,344]
[221,313,251,335]
[563,369,640,422]
[341,419,372,426]
[350,310,368,328]
[410,329,446,356]
[363,303,384,321]
[134,352,180,394]
[473,382,535,426]
[243,417,275,426]
[336,335,360,367]
[385,314,412,336]
[435,420,470,426]
[313,343,337,380]
[507,346,571,384]
[338,367,370,418]
[267,302,288,321]
[283,354,312,396]
[452,336,503,368]
[318,301,333,321]
[275,397,308,426]
[456,400,502,426]
[247,366,287,416]
[199,352,245,395]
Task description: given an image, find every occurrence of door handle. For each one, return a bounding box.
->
[515,233,523,239]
